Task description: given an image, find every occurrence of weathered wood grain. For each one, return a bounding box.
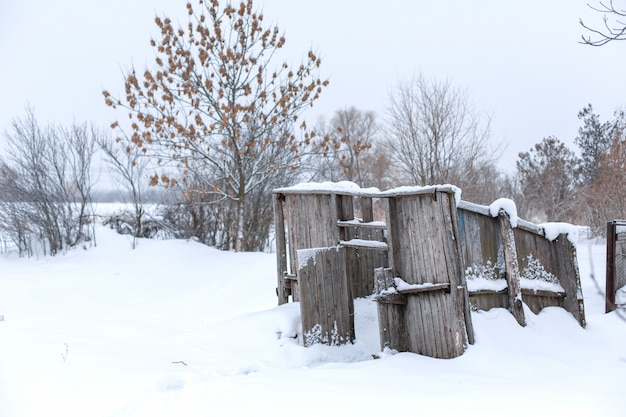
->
[498,210,526,327]
[374,267,408,351]
[297,246,354,346]
[273,193,289,304]
[383,190,469,358]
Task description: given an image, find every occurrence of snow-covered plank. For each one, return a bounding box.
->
[339,239,389,250]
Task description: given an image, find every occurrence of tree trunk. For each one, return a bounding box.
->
[235,197,245,252]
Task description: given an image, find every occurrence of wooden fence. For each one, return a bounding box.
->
[273,183,586,358]
[457,201,586,327]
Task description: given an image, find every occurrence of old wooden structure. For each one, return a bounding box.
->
[273,182,586,358]
[374,187,474,358]
[273,184,387,346]
[457,201,586,327]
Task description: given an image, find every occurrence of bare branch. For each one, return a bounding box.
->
[580,0,626,45]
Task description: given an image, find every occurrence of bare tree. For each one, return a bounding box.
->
[98,134,151,248]
[0,161,33,256]
[359,146,396,191]
[0,109,98,255]
[385,74,500,192]
[103,0,327,251]
[313,107,378,187]
[580,1,626,45]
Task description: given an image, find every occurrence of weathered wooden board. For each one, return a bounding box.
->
[458,201,586,328]
[273,193,289,305]
[346,246,388,298]
[384,190,470,358]
[374,268,408,351]
[457,204,503,273]
[513,228,586,327]
[297,246,354,346]
[499,211,526,326]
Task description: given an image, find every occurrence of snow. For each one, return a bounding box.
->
[381,184,462,205]
[489,198,518,227]
[339,239,389,250]
[275,181,462,205]
[274,181,380,196]
[466,277,508,292]
[393,277,437,292]
[1,227,625,416]
[296,247,320,269]
[539,222,581,244]
[519,278,565,293]
[457,199,491,216]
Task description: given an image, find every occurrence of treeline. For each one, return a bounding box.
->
[2,0,624,255]
[517,105,626,236]
[2,98,621,256]
[311,101,626,238]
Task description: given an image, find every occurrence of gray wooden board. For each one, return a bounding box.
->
[384,191,468,358]
[297,246,354,346]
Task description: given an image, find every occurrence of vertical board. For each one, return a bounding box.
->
[384,191,468,358]
[346,243,388,299]
[284,193,340,301]
[457,207,503,272]
[273,193,289,305]
[297,246,354,346]
[374,267,408,352]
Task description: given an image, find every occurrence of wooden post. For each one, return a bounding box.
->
[361,197,374,223]
[444,194,475,345]
[606,221,617,313]
[273,193,289,305]
[498,209,526,327]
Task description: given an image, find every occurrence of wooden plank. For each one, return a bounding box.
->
[443,193,474,345]
[552,234,586,327]
[339,239,389,250]
[396,283,450,294]
[469,291,509,311]
[522,293,564,314]
[297,246,355,347]
[336,220,386,230]
[273,193,289,305]
[498,209,526,327]
[374,267,408,351]
[361,197,374,223]
[385,191,468,358]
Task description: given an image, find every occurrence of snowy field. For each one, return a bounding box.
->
[0,224,625,417]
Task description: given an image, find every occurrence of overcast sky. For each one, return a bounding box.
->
[1,0,625,172]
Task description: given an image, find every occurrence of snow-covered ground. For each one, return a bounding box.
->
[0,225,624,417]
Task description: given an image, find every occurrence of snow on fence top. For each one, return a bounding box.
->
[458,199,579,244]
[273,181,381,196]
[488,198,519,227]
[274,181,462,204]
[276,182,581,244]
